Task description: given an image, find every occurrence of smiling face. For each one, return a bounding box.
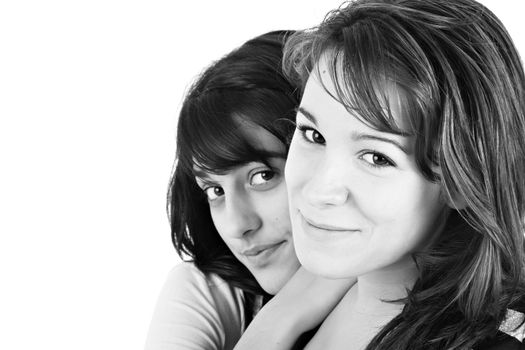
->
[285,61,447,279]
[194,123,300,294]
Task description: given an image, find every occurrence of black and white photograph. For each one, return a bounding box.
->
[2,1,525,349]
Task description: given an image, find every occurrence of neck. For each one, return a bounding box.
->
[354,255,418,315]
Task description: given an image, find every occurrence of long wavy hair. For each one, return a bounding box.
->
[168,31,300,321]
[284,0,525,348]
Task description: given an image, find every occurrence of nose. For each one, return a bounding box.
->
[223,192,262,238]
[303,157,351,208]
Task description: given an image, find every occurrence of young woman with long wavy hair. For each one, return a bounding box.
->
[280,0,525,348]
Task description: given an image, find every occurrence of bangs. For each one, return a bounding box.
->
[177,89,290,176]
[316,21,431,137]
[285,10,443,179]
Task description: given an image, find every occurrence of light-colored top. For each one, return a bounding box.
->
[145,262,246,350]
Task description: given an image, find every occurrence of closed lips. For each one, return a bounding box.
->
[242,242,283,256]
[302,215,358,232]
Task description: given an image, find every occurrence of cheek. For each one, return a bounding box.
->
[369,181,443,250]
[262,183,291,229]
[284,141,310,198]
[209,209,232,245]
[358,173,438,218]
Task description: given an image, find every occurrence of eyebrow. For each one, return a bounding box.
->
[193,169,212,180]
[297,106,318,125]
[297,107,410,155]
[352,133,411,155]
[192,153,286,179]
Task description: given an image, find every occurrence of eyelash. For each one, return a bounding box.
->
[296,124,325,145]
[200,183,223,201]
[359,151,396,168]
[250,169,276,186]
[296,124,395,169]
[197,167,279,202]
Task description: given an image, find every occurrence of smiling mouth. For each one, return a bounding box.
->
[302,215,358,232]
[298,213,360,244]
[241,241,285,267]
[242,241,285,256]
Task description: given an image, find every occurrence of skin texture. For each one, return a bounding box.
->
[283,58,450,349]
[233,266,356,350]
[195,122,301,295]
[285,59,447,280]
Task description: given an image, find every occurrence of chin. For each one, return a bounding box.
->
[296,247,351,279]
[296,248,326,276]
[256,265,300,295]
[301,260,335,278]
[256,276,283,295]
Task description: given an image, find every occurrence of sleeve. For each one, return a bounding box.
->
[476,308,525,350]
[475,337,525,350]
[144,263,245,350]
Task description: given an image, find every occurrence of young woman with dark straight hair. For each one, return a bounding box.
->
[280,0,525,349]
[145,31,352,350]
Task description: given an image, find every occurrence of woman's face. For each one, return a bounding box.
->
[285,60,446,279]
[194,122,300,294]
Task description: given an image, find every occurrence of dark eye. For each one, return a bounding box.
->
[361,152,394,167]
[203,186,224,201]
[298,125,325,144]
[250,170,275,186]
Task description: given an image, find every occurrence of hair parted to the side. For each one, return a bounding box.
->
[284,0,525,348]
[168,31,300,317]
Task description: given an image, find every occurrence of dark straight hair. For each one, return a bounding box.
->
[284,0,525,348]
[168,31,300,319]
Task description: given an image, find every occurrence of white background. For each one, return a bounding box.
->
[0,1,523,349]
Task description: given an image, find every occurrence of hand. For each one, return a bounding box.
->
[234,267,355,350]
[265,266,356,332]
